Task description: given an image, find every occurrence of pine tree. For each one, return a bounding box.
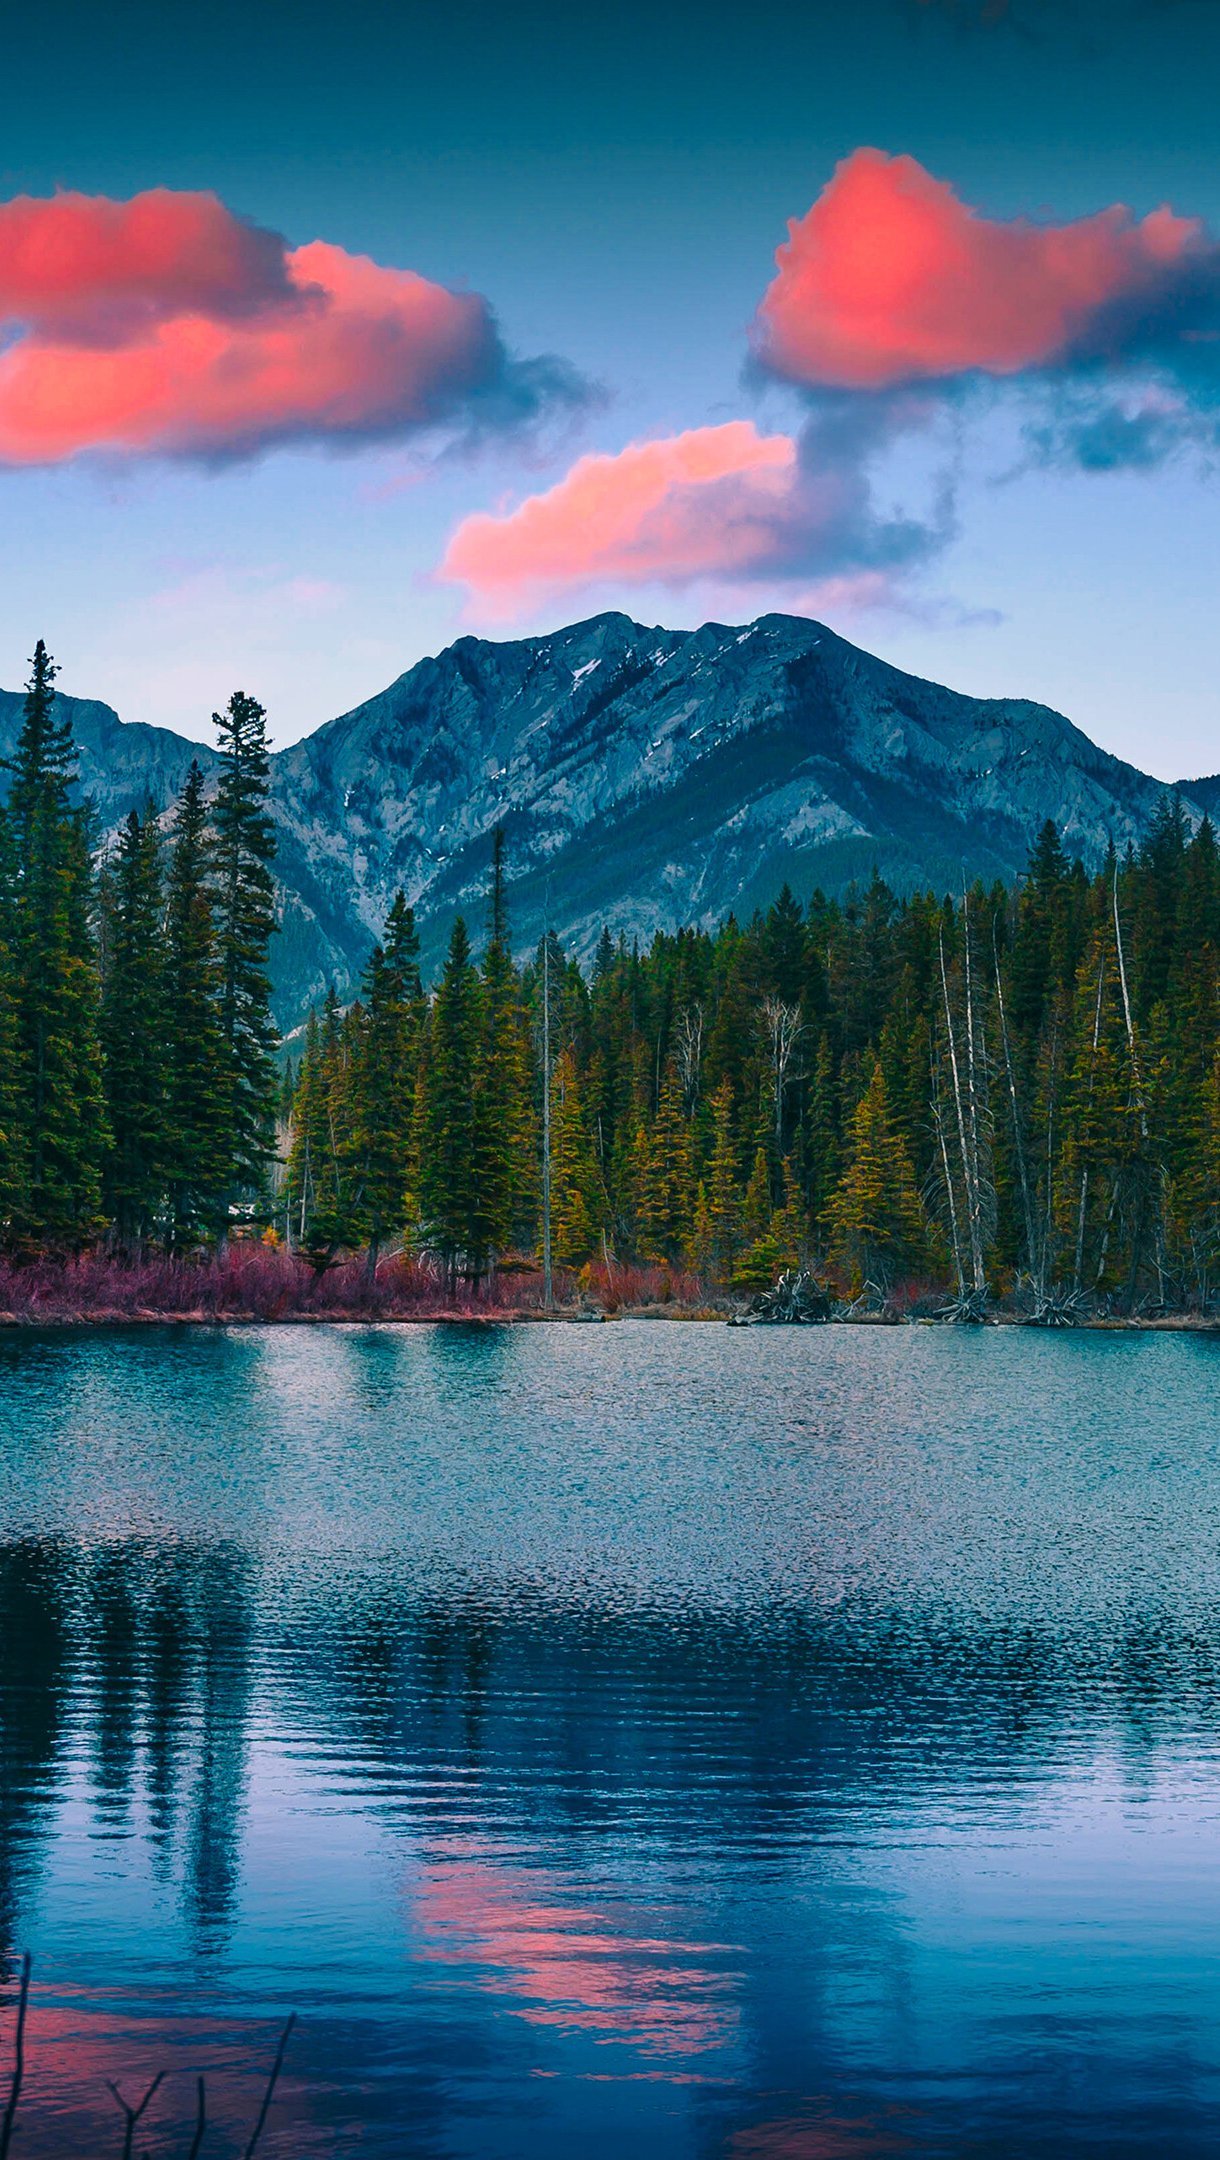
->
[211,691,278,1225]
[474,832,536,1264]
[769,1156,806,1271]
[417,917,484,1287]
[285,989,361,1267]
[5,641,107,1248]
[0,806,26,1234]
[163,762,229,1247]
[101,807,167,1246]
[635,1059,694,1261]
[824,1061,928,1292]
[285,1011,326,1249]
[549,1046,604,1265]
[734,1144,783,1289]
[1055,916,1145,1296]
[691,1077,741,1279]
[350,891,424,1268]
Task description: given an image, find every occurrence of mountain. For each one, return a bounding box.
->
[0,686,216,824]
[0,612,1191,1031]
[1179,771,1220,820]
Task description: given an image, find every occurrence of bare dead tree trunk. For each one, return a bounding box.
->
[931,1042,967,1299]
[1112,861,1168,1303]
[1074,956,1106,1295]
[938,927,986,1300]
[993,919,1040,1296]
[673,1005,704,1115]
[960,894,988,1298]
[762,997,804,1165]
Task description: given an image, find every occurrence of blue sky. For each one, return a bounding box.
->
[1,0,1218,778]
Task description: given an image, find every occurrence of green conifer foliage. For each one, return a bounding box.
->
[693,1078,741,1279]
[212,691,278,1219]
[285,989,361,1267]
[417,917,484,1287]
[163,761,228,1248]
[474,833,536,1262]
[0,807,26,1233]
[6,641,106,1248]
[101,808,167,1246]
[549,1046,604,1265]
[824,1062,928,1292]
[635,1059,694,1261]
[350,891,424,1267]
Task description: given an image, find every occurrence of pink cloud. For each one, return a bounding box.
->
[752,148,1211,390]
[441,422,797,610]
[0,188,572,462]
[0,188,295,344]
[440,416,947,615]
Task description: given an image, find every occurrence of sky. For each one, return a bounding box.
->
[1,0,1219,777]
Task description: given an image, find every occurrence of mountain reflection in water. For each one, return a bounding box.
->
[1,1321,1219,2156]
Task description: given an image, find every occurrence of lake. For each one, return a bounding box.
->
[1,1321,1219,2156]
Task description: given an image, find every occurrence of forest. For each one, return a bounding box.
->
[3,642,1220,1319]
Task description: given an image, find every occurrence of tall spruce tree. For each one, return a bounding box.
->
[286,987,361,1267]
[549,1046,604,1265]
[101,808,167,1246]
[417,917,484,1287]
[211,692,278,1224]
[0,807,25,1235]
[350,891,424,1269]
[691,1077,741,1279]
[164,762,229,1246]
[825,1061,928,1292]
[5,641,106,1248]
[475,832,536,1265]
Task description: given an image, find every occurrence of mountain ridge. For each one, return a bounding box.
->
[0,611,1205,1031]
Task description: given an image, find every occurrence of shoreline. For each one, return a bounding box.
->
[1,1305,1218,1333]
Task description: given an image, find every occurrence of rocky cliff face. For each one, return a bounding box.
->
[0,612,1186,1031]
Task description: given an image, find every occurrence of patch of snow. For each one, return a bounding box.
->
[736,629,756,645]
[572,659,600,686]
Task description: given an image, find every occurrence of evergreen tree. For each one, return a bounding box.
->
[824,1062,928,1291]
[5,641,106,1248]
[285,988,362,1266]
[350,891,424,1268]
[733,1144,782,1288]
[474,832,536,1263]
[691,1078,741,1279]
[163,762,228,1247]
[417,917,484,1287]
[635,1059,694,1261]
[0,807,25,1234]
[285,1011,326,1250]
[211,691,278,1222]
[549,1046,604,1265]
[101,807,167,1246]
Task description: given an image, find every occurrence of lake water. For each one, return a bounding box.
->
[1,1322,1220,2156]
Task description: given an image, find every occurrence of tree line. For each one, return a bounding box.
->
[0,643,278,1251]
[288,791,1220,1316]
[3,642,1220,1314]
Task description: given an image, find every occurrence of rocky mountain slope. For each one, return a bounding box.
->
[0,613,1193,1031]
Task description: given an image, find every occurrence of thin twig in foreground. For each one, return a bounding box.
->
[106,2069,164,2160]
[243,2013,296,2158]
[187,2073,207,2160]
[0,1951,31,2160]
